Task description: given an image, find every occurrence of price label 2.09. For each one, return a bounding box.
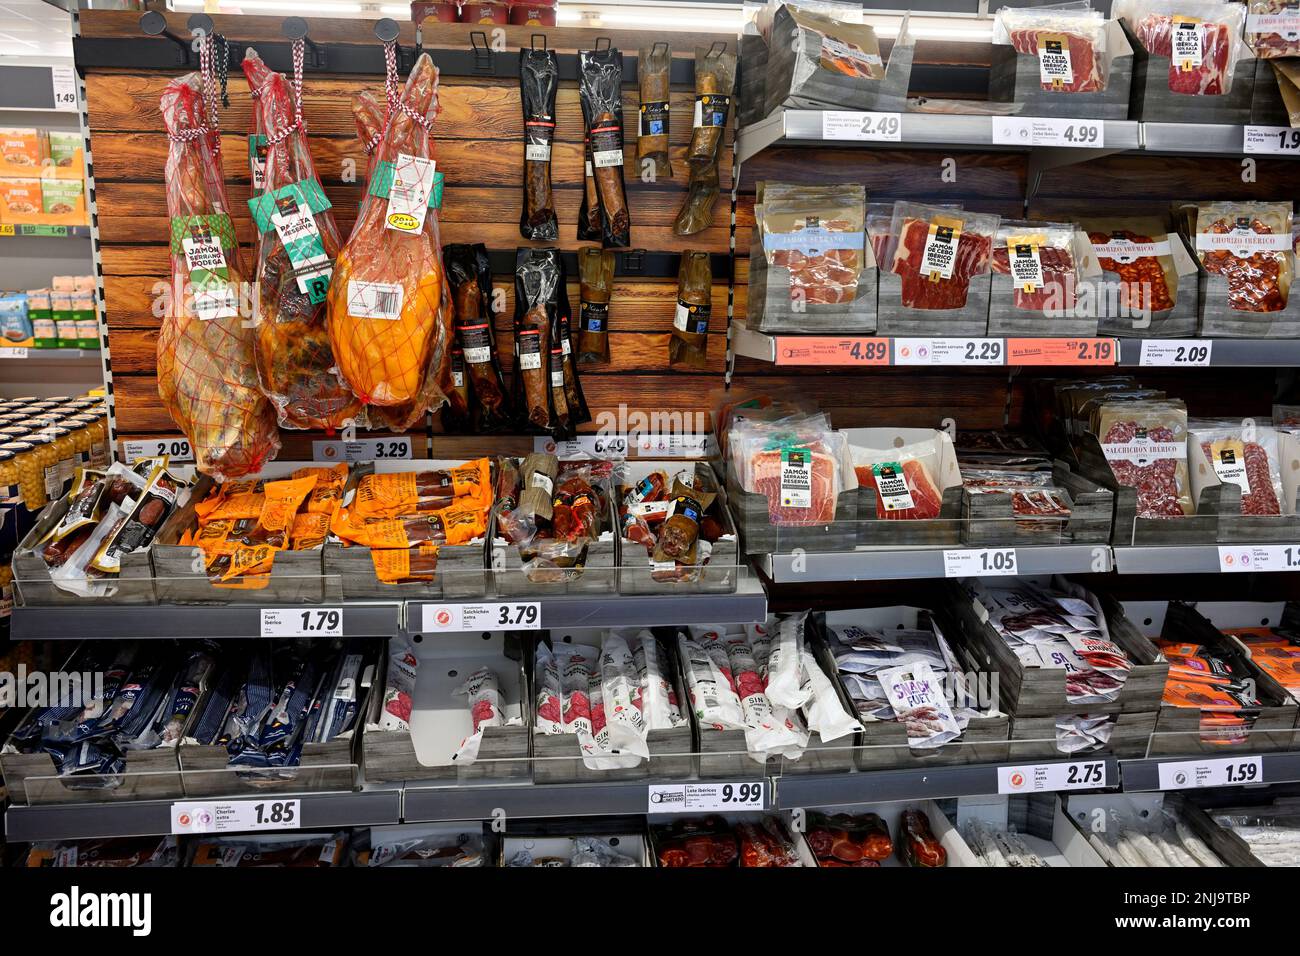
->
[122,437,195,464]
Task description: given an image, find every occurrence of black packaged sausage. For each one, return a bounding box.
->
[512,247,560,432]
[555,255,591,429]
[579,45,631,249]
[519,44,559,241]
[577,137,602,241]
[445,242,512,431]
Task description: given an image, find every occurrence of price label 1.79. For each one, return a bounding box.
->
[171,798,301,834]
[1243,125,1300,155]
[312,438,412,462]
[122,437,195,464]
[1218,545,1300,573]
[422,602,541,633]
[648,781,765,813]
[1157,756,1263,790]
[998,760,1108,794]
[943,548,1018,578]
[821,110,902,142]
[1139,339,1212,367]
[260,608,343,637]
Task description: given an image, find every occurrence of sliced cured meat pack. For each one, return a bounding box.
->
[1192,421,1286,516]
[888,203,997,310]
[1194,202,1295,313]
[1123,0,1247,96]
[990,221,1079,313]
[995,6,1110,93]
[1095,398,1193,519]
[761,182,868,307]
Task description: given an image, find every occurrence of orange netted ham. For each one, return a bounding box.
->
[157,73,280,480]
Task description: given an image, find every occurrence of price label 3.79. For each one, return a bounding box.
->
[422,602,541,633]
[1157,756,1263,790]
[998,760,1107,794]
[260,608,343,637]
[648,781,765,813]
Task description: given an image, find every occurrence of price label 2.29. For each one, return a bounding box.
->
[943,548,1017,578]
[998,760,1107,793]
[1157,755,1263,790]
[171,798,301,834]
[122,437,195,464]
[1139,339,1212,367]
[422,601,541,633]
[647,781,765,813]
[260,607,343,637]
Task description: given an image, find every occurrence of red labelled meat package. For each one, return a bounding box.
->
[1194,201,1295,314]
[991,220,1080,314]
[728,412,850,526]
[1191,420,1286,516]
[327,54,452,427]
[1096,398,1194,519]
[242,50,362,433]
[1119,0,1248,95]
[993,5,1111,93]
[887,202,998,310]
[157,72,281,480]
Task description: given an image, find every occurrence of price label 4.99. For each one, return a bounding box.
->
[943,548,1018,578]
[648,781,765,813]
[260,608,343,637]
[992,117,1105,149]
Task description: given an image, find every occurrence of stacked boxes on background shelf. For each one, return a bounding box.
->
[0,276,97,351]
[0,128,88,227]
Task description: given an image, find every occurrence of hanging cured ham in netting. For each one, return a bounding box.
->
[157,69,280,480]
[328,52,451,428]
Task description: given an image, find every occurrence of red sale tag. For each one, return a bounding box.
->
[774,336,890,366]
[1007,337,1117,366]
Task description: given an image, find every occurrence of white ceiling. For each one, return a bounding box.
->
[0,0,74,64]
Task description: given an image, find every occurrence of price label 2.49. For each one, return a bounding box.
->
[821,110,902,142]
[260,607,343,637]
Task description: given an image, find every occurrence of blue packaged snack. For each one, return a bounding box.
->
[0,293,32,344]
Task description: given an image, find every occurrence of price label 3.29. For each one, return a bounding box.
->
[422,602,541,633]
[312,437,412,462]
[648,781,765,813]
[1157,756,1263,790]
[944,548,1018,578]
[260,608,343,637]
[821,110,902,142]
[998,760,1108,794]
[1139,339,1212,367]
[1218,545,1300,573]
[171,798,301,834]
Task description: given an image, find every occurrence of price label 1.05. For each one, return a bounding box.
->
[943,548,1017,578]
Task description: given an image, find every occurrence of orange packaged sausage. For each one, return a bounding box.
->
[353,458,491,517]
[257,474,318,536]
[371,543,440,583]
[331,501,486,548]
[294,463,349,514]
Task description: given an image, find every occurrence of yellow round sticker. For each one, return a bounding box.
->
[387,212,419,231]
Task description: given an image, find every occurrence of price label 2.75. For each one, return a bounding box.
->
[998,760,1108,794]
[260,608,343,637]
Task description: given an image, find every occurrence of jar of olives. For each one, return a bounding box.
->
[1,440,43,510]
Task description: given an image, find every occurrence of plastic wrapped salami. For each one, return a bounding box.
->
[1096,398,1194,518]
[1194,201,1294,313]
[556,642,601,755]
[669,250,713,368]
[991,220,1079,314]
[1246,0,1300,57]
[579,46,631,248]
[445,242,512,430]
[760,614,807,710]
[534,642,563,734]
[675,45,735,236]
[888,202,998,310]
[512,247,560,431]
[453,666,504,762]
[577,137,602,241]
[726,630,808,760]
[157,73,281,480]
[519,45,559,241]
[328,54,452,424]
[577,247,614,365]
[1119,0,1248,94]
[1191,419,1286,516]
[591,633,650,767]
[992,4,1110,93]
[800,648,864,742]
[637,42,673,179]
[380,635,420,732]
[243,50,362,433]
[678,628,746,729]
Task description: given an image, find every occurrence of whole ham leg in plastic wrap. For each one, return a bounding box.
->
[244,51,363,432]
[328,54,452,426]
[157,74,280,480]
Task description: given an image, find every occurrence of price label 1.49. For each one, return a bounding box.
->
[422,601,541,633]
[821,110,902,142]
[1243,125,1300,155]
[1139,339,1212,367]
[1157,756,1263,790]
[998,760,1108,794]
[1218,545,1300,573]
[648,781,765,813]
[171,798,301,834]
[312,437,412,462]
[943,548,1018,578]
[121,437,195,464]
[260,608,343,637]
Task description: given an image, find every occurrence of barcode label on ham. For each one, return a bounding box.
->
[779,448,813,509]
[346,280,404,320]
[385,152,435,233]
[1036,33,1074,87]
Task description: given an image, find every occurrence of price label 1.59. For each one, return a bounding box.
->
[1218,545,1300,573]
[943,548,1018,578]
[422,601,541,633]
[172,798,301,834]
[998,760,1108,794]
[648,781,765,813]
[122,437,195,464]
[1139,339,1212,367]
[821,110,902,142]
[260,608,343,637]
[1243,125,1300,155]
[1157,756,1263,790]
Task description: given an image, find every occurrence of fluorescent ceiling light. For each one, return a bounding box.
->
[596,10,743,30]
[172,0,365,12]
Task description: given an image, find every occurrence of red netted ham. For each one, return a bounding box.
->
[157,73,280,480]
[889,210,995,310]
[855,459,943,519]
[1135,14,1234,95]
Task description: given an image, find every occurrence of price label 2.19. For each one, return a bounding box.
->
[647,781,765,813]
[943,548,1018,578]
[998,760,1108,793]
[1157,755,1263,790]
[821,110,902,142]
[260,608,343,637]
[422,601,541,633]
[171,798,301,834]
[121,437,195,464]
[1139,339,1212,367]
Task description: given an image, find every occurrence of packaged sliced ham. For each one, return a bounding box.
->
[990,220,1079,314]
[1119,0,1248,95]
[760,182,868,306]
[728,413,849,526]
[328,54,452,424]
[242,50,362,433]
[1191,419,1286,515]
[993,4,1111,93]
[851,436,945,520]
[1194,201,1294,313]
[1246,0,1300,57]
[1096,399,1193,517]
[888,202,998,310]
[158,73,280,480]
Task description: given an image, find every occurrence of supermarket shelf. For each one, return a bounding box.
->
[409,576,767,633]
[1141,123,1279,157]
[776,758,1121,808]
[759,544,1110,584]
[1112,546,1225,575]
[405,778,773,822]
[4,788,403,843]
[1120,754,1300,793]
[1115,338,1300,367]
[735,109,1141,165]
[0,224,91,239]
[0,348,100,362]
[8,601,404,641]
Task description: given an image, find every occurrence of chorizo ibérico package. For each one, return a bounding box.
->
[579,46,631,248]
[1081,215,1182,319]
[242,50,362,433]
[444,242,513,430]
[1194,201,1294,313]
[887,202,998,310]
[511,247,560,432]
[158,73,281,480]
[327,54,452,427]
[519,44,559,241]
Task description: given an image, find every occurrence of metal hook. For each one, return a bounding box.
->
[283,17,326,70]
[651,41,668,57]
[621,249,646,274]
[470,30,494,75]
[375,18,413,72]
[595,35,611,52]
[531,33,547,51]
[139,10,190,66]
[706,40,727,59]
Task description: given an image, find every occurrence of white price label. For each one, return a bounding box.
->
[0,348,28,359]
[121,437,194,464]
[50,65,78,111]
[894,338,1004,366]
[992,116,1104,149]
[1243,125,1300,155]
[1157,755,1263,790]
[638,433,710,458]
[260,607,343,637]
[648,781,764,813]
[422,602,540,632]
[998,760,1108,793]
[943,548,1018,578]
[1139,339,1212,367]
[311,437,412,462]
[821,110,902,142]
[171,798,301,834]
[1218,545,1300,573]
[534,434,630,460]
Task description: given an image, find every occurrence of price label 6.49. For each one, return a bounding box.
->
[260,608,343,637]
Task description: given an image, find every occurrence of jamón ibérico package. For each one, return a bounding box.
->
[887,202,998,310]
[328,54,452,427]
[158,73,281,480]
[993,5,1111,93]
[1119,0,1248,95]
[990,219,1080,314]
[1246,0,1300,58]
[242,50,363,433]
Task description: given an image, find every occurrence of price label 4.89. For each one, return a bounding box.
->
[260,608,343,637]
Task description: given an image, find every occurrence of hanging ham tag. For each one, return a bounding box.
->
[385,152,436,233]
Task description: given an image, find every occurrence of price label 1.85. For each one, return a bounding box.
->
[171,798,301,834]
[261,608,343,637]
